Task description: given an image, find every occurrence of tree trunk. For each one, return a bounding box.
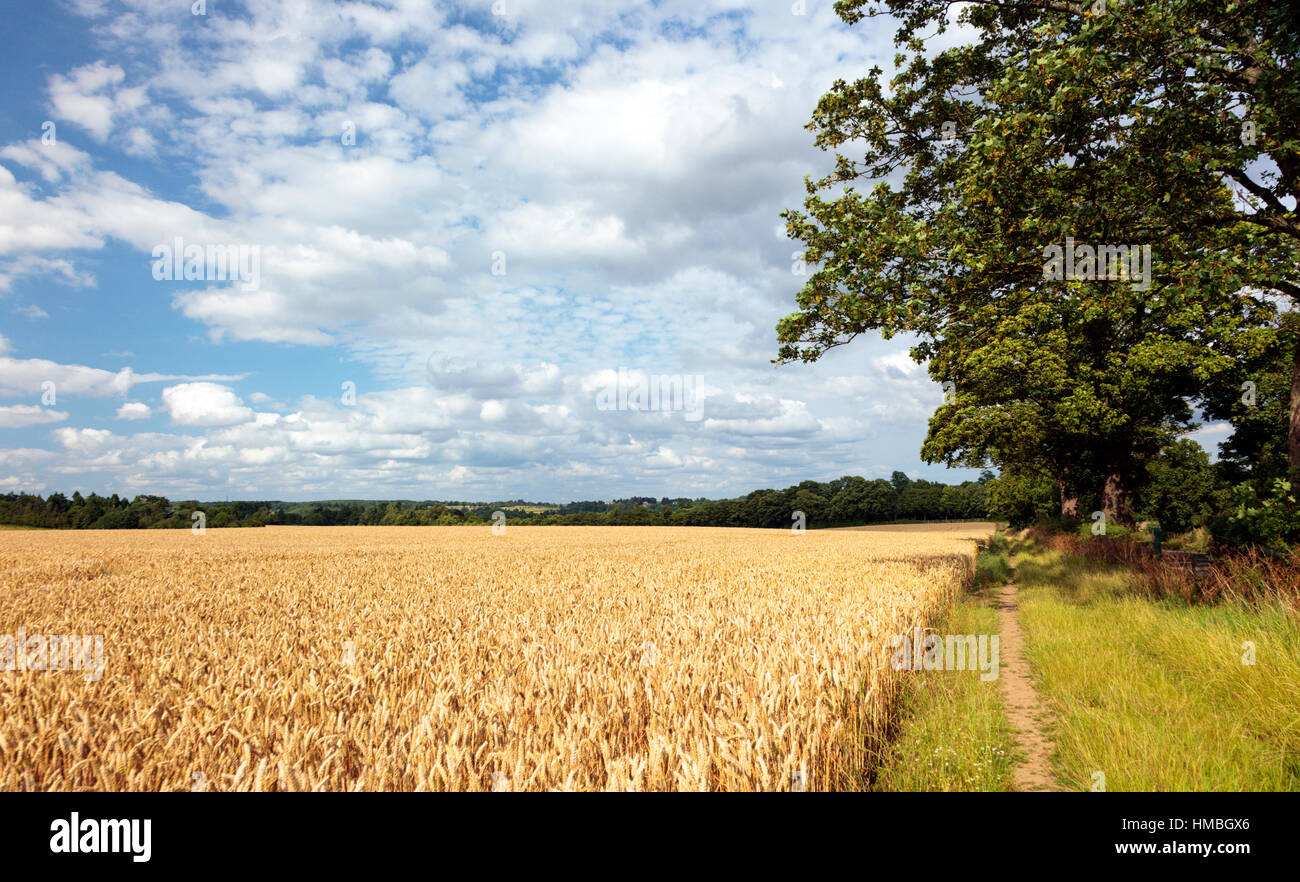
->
[1101,472,1134,528]
[1056,477,1078,518]
[1291,328,1300,470]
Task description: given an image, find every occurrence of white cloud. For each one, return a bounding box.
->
[161,383,254,427]
[0,139,93,183]
[0,254,95,291]
[48,61,146,141]
[0,353,242,399]
[173,288,334,345]
[0,1,982,498]
[115,401,152,420]
[0,405,68,428]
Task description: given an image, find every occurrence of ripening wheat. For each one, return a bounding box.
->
[0,524,993,791]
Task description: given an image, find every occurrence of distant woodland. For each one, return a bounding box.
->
[0,472,990,530]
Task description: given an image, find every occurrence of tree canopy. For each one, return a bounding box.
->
[779,0,1299,526]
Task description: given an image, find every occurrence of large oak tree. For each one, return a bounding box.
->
[778,0,1298,523]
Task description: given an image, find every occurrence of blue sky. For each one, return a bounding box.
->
[0,0,1039,502]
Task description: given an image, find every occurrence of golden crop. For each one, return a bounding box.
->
[0,524,992,791]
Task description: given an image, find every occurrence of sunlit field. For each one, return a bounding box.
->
[0,524,993,791]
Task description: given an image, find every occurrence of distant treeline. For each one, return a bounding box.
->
[0,472,991,530]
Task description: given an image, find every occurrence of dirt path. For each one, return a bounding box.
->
[997,553,1058,791]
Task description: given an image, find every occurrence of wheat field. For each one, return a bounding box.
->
[0,524,993,791]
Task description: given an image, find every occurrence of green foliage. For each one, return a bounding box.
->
[1134,439,1222,534]
[1202,318,1295,488]
[984,469,1057,528]
[1075,519,1135,542]
[779,0,1300,529]
[1212,478,1300,551]
[0,475,995,531]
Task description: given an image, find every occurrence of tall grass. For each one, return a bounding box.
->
[1012,538,1300,791]
[872,550,1015,792]
[1027,528,1300,612]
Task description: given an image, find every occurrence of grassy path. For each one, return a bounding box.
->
[996,552,1058,791]
[874,530,1300,791]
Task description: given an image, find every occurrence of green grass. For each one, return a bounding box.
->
[973,535,1012,588]
[873,541,1017,791]
[1012,539,1300,791]
[874,530,1300,791]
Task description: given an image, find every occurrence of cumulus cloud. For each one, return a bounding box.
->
[48,61,147,141]
[161,383,254,427]
[0,1,982,499]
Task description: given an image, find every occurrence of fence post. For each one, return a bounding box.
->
[1152,525,1162,558]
